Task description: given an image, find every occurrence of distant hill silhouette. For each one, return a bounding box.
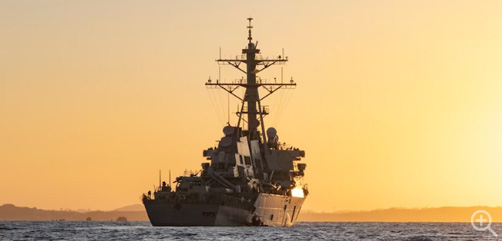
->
[0,204,148,221]
[2,203,502,222]
[297,206,502,222]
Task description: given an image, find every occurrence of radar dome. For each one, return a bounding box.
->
[266,127,277,139]
[220,136,232,147]
[223,126,234,135]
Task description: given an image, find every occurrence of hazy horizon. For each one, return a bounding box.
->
[8,202,502,214]
[5,203,502,223]
[1,0,501,213]
[9,202,502,213]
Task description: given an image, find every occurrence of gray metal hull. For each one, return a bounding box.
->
[144,193,305,226]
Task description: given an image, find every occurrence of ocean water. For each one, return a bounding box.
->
[0,222,500,240]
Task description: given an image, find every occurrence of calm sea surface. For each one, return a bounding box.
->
[0,221,500,240]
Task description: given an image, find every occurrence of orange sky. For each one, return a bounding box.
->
[0,1,501,212]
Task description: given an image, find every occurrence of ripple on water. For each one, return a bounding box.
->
[0,222,499,240]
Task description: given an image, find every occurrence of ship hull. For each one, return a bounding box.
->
[144,193,305,226]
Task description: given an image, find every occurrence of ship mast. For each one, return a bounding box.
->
[206,18,296,143]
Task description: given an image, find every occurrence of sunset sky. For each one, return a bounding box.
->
[1,1,501,213]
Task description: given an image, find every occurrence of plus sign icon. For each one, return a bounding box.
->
[471,210,498,237]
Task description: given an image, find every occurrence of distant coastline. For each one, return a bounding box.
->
[2,204,501,222]
[0,204,147,222]
[299,206,502,222]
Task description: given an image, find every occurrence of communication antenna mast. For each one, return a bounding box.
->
[206,18,296,144]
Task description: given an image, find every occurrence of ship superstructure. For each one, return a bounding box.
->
[143,18,308,226]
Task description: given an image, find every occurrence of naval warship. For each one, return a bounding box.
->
[142,18,308,226]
